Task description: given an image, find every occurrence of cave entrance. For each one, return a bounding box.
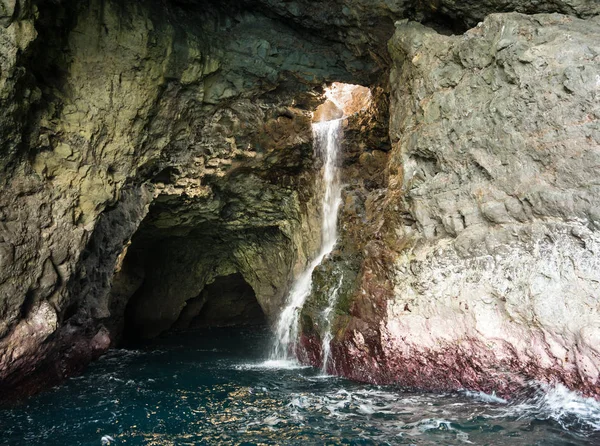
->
[173,273,266,331]
[313,82,372,122]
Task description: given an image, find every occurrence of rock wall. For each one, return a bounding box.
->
[235,0,599,56]
[121,104,323,339]
[0,0,372,397]
[301,12,600,398]
[1,0,599,400]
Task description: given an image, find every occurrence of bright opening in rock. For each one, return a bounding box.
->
[313,83,372,122]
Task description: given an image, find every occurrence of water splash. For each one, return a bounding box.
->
[235,360,311,371]
[4,328,600,445]
[320,274,343,374]
[271,119,343,360]
[462,390,508,404]
[497,383,600,434]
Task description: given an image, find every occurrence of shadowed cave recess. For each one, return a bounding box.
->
[126,272,266,342]
[1,0,600,402]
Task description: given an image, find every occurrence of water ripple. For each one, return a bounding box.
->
[1,328,599,445]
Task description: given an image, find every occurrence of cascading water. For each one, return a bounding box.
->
[270,118,343,361]
[320,273,343,374]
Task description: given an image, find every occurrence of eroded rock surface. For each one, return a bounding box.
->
[301,13,600,398]
[1,0,599,401]
[0,0,371,397]
[235,0,599,56]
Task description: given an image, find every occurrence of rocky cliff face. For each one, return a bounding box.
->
[0,0,371,396]
[1,0,599,399]
[301,12,600,398]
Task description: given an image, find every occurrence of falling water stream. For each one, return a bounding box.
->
[320,273,343,374]
[271,118,343,362]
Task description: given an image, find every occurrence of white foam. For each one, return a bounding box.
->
[320,274,344,374]
[414,418,454,432]
[463,390,508,404]
[262,415,283,426]
[235,359,311,370]
[100,435,115,445]
[305,374,336,381]
[358,404,376,415]
[400,418,464,440]
[500,384,600,432]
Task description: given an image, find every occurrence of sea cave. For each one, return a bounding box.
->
[0,0,600,443]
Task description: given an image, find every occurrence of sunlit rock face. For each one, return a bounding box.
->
[312,83,371,122]
[301,13,600,398]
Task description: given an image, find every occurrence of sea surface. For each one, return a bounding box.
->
[1,327,599,445]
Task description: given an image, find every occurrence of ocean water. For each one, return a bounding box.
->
[1,327,599,445]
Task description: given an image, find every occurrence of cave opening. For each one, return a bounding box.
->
[313,82,372,122]
[112,79,385,349]
[173,273,266,331]
[108,78,383,350]
[117,225,294,346]
[120,258,270,347]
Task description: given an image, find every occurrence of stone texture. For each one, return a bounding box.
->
[1,0,599,401]
[0,0,370,396]
[301,13,600,398]
[118,101,326,339]
[234,0,599,58]
[325,82,372,118]
[313,100,344,123]
[176,273,266,329]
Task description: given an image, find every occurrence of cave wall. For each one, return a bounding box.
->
[1,0,599,400]
[172,273,266,330]
[301,12,600,398]
[382,13,600,397]
[232,0,599,56]
[0,0,373,396]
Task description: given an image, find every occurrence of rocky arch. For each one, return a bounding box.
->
[118,224,300,340]
[172,273,266,331]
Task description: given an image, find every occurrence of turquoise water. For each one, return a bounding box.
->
[1,327,600,445]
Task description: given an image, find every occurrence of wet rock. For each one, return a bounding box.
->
[302,13,600,399]
[0,0,365,395]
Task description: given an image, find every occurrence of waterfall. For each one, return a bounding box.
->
[320,273,343,374]
[270,118,343,361]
